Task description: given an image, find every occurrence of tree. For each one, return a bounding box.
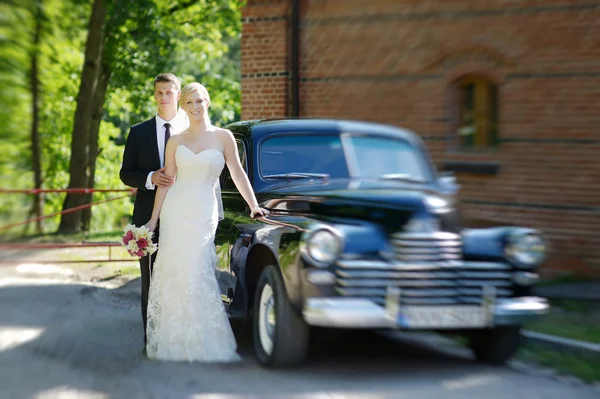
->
[59,0,243,233]
[29,0,46,234]
[58,0,107,233]
[0,0,57,234]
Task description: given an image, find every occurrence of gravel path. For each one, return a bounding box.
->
[1,264,599,399]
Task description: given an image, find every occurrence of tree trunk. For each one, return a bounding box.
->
[29,0,44,234]
[58,0,106,234]
[81,66,110,231]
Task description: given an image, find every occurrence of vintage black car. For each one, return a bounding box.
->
[214,118,549,368]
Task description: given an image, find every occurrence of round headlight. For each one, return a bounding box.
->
[305,229,343,266]
[505,231,547,267]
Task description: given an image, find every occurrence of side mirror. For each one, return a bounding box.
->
[438,171,460,195]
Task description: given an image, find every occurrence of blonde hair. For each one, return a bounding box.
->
[180,82,211,107]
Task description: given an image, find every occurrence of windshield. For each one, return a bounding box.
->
[342,134,432,181]
[260,133,431,182]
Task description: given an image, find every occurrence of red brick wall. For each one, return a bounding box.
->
[241,0,600,278]
[241,1,290,118]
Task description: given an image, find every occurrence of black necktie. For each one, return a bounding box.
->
[163,123,171,155]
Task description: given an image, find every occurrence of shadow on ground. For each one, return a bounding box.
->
[1,277,597,398]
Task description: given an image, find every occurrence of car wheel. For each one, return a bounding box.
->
[468,326,521,365]
[253,265,310,367]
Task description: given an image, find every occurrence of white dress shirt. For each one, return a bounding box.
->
[145,109,190,190]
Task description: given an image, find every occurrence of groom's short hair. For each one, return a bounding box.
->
[153,73,181,91]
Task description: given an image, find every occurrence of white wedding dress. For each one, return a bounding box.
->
[146,145,240,362]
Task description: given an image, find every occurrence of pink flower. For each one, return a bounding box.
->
[123,230,134,245]
[137,238,148,249]
[135,249,144,257]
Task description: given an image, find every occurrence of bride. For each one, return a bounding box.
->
[143,82,268,362]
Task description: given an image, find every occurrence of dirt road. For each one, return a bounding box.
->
[0,263,598,399]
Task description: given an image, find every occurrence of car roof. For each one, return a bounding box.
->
[225,118,422,144]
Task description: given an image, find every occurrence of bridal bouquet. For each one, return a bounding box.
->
[121,224,158,258]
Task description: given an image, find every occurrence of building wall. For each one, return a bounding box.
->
[241,0,600,277]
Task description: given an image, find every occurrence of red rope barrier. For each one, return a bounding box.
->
[0,259,135,264]
[0,188,137,194]
[0,194,132,232]
[0,242,121,249]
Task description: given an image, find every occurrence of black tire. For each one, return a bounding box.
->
[468,326,521,365]
[253,265,310,367]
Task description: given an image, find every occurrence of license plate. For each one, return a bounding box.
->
[396,305,487,329]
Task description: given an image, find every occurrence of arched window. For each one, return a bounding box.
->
[456,76,499,148]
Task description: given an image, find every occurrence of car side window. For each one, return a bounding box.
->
[220,139,247,190]
[260,135,348,178]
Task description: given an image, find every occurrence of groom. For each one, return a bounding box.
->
[119,73,188,350]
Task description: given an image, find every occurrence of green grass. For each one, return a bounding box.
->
[518,297,600,383]
[525,299,600,344]
[447,334,600,384]
[518,344,600,383]
[536,275,592,287]
[2,229,124,243]
[83,230,124,242]
[0,229,138,277]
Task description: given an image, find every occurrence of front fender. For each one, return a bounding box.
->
[243,221,305,312]
[462,226,542,263]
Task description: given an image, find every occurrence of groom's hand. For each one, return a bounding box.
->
[152,167,174,188]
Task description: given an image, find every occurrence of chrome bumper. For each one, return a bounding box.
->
[302,297,549,329]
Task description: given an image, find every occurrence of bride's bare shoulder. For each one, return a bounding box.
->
[214,127,235,145]
[176,130,194,142]
[214,127,234,138]
[165,131,187,149]
[177,128,192,138]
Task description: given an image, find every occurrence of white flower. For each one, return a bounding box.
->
[126,240,139,253]
[136,226,151,240]
[147,243,158,255]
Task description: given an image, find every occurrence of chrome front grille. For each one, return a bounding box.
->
[335,232,513,306]
[391,231,462,262]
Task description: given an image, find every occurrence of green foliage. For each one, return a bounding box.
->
[88,120,135,232]
[1,0,243,237]
[0,2,35,227]
[164,0,243,126]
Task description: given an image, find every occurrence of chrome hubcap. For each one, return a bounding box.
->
[258,284,275,355]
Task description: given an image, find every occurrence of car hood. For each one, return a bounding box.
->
[261,178,455,231]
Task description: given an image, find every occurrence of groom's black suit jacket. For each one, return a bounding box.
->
[119,117,161,227]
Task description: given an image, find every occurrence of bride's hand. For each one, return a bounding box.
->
[145,219,158,232]
[250,206,270,219]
